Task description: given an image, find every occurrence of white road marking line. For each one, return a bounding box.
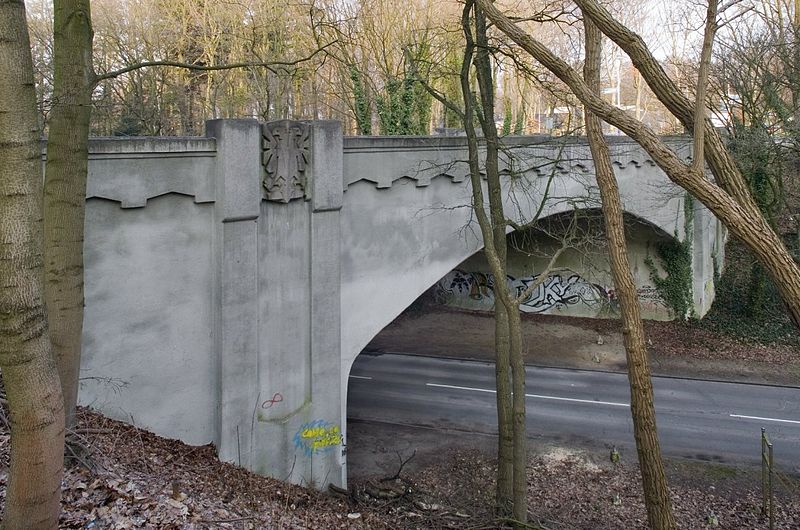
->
[526,393,629,408]
[426,383,629,408]
[729,414,800,425]
[349,375,372,380]
[427,383,495,394]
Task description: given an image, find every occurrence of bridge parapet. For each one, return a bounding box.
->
[342,135,693,238]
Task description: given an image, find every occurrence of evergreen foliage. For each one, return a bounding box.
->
[645,195,694,319]
[502,99,512,136]
[376,68,432,135]
[350,66,372,135]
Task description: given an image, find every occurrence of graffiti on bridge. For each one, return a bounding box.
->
[635,286,667,307]
[261,392,284,409]
[438,269,667,313]
[437,269,609,314]
[443,270,494,301]
[512,274,608,313]
[294,420,342,457]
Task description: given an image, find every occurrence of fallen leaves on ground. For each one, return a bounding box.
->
[0,409,797,528]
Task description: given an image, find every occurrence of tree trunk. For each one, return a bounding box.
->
[459,2,522,518]
[0,2,66,527]
[506,306,527,525]
[471,6,528,524]
[583,19,677,530]
[43,0,94,428]
[493,302,514,514]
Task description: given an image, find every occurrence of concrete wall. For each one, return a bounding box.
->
[74,122,721,491]
[80,121,345,490]
[692,197,726,317]
[81,138,217,445]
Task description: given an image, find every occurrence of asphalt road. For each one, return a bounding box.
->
[347,352,800,470]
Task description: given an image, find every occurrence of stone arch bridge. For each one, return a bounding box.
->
[77,119,724,490]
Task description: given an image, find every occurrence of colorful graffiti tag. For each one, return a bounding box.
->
[513,274,608,313]
[437,269,610,314]
[293,420,342,457]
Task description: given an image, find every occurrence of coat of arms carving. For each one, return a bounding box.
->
[262,120,310,202]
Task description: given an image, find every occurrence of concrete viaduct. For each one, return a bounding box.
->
[77,119,724,489]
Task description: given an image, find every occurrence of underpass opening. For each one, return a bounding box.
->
[344,208,680,479]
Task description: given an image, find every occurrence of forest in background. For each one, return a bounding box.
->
[25,0,713,137]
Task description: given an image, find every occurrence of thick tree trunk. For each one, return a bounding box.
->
[0,2,66,528]
[583,19,676,530]
[475,0,800,331]
[43,0,94,428]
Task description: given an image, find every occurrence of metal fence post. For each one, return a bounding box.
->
[761,427,775,530]
[768,440,775,530]
[761,427,768,516]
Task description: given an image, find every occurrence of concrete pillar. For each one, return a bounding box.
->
[692,201,716,318]
[206,119,262,468]
[208,119,345,489]
[307,122,345,488]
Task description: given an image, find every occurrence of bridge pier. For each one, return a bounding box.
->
[208,119,345,489]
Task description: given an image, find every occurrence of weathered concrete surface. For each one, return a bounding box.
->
[82,195,216,444]
[76,122,723,491]
[81,139,217,445]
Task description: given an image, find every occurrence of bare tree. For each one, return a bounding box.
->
[458,3,515,514]
[0,0,65,527]
[583,18,677,530]
[454,3,585,523]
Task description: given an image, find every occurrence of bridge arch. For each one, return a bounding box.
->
[432,209,677,318]
[339,136,694,377]
[340,200,681,382]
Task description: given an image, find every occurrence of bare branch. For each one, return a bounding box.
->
[379,450,416,483]
[404,46,465,121]
[692,0,719,172]
[93,41,336,84]
[572,0,753,206]
[512,242,568,305]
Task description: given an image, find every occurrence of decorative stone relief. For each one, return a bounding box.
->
[262,120,310,202]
